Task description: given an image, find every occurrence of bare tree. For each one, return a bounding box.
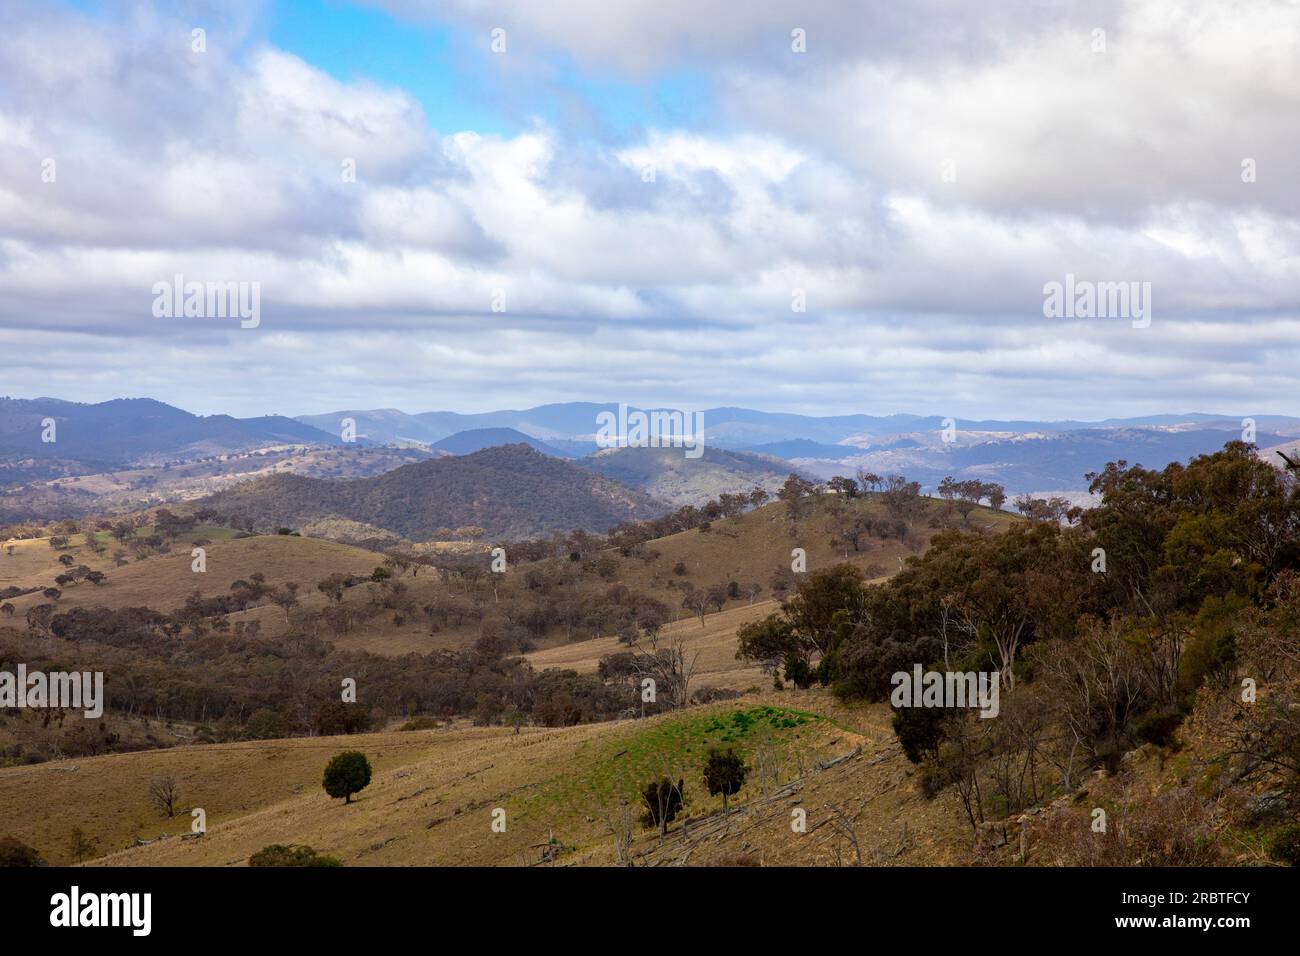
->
[148,774,181,818]
[599,802,636,866]
[628,632,702,710]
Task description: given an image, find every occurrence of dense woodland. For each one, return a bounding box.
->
[738,442,1300,862]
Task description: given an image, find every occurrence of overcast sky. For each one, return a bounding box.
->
[1,0,1298,420]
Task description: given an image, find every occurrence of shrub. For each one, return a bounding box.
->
[398,716,441,731]
[1269,824,1300,866]
[0,835,45,866]
[1134,710,1184,748]
[322,751,372,804]
[249,844,342,867]
[703,748,748,813]
[891,705,946,764]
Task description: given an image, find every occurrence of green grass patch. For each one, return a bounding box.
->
[517,704,829,840]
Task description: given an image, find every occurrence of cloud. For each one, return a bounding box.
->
[0,0,1297,420]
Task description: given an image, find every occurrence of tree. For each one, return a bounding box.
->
[640,777,684,839]
[778,474,816,520]
[827,476,858,498]
[736,613,798,674]
[323,751,372,804]
[983,482,1007,512]
[0,603,13,617]
[856,469,882,493]
[148,774,181,818]
[314,701,371,736]
[681,586,710,627]
[704,748,748,814]
[705,583,729,613]
[316,573,351,603]
[246,708,289,740]
[881,475,925,527]
[25,604,54,638]
[69,827,98,863]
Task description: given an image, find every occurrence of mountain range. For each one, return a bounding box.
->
[4,397,1299,518]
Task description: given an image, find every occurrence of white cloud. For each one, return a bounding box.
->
[0,0,1297,419]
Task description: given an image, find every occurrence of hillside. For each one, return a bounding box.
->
[1,488,1014,660]
[433,428,567,457]
[22,691,893,867]
[581,445,792,507]
[0,446,436,524]
[196,444,668,540]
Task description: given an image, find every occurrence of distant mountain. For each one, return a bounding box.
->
[433,428,568,457]
[0,397,340,482]
[196,444,667,540]
[741,439,863,460]
[581,445,793,508]
[298,402,1300,452]
[10,397,1300,508]
[293,408,448,446]
[791,426,1295,493]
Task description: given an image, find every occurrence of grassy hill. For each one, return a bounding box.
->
[2,529,380,620]
[23,690,903,867]
[3,490,1018,659]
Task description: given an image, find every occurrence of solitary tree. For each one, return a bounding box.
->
[704,748,749,814]
[68,827,98,863]
[148,774,181,818]
[323,751,372,804]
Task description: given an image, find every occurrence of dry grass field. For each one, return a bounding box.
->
[2,531,380,621]
[4,689,966,868]
[525,600,775,692]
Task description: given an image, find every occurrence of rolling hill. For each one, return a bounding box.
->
[581,445,792,507]
[433,428,568,457]
[195,444,667,540]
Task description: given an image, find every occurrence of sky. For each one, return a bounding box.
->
[1,0,1298,420]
